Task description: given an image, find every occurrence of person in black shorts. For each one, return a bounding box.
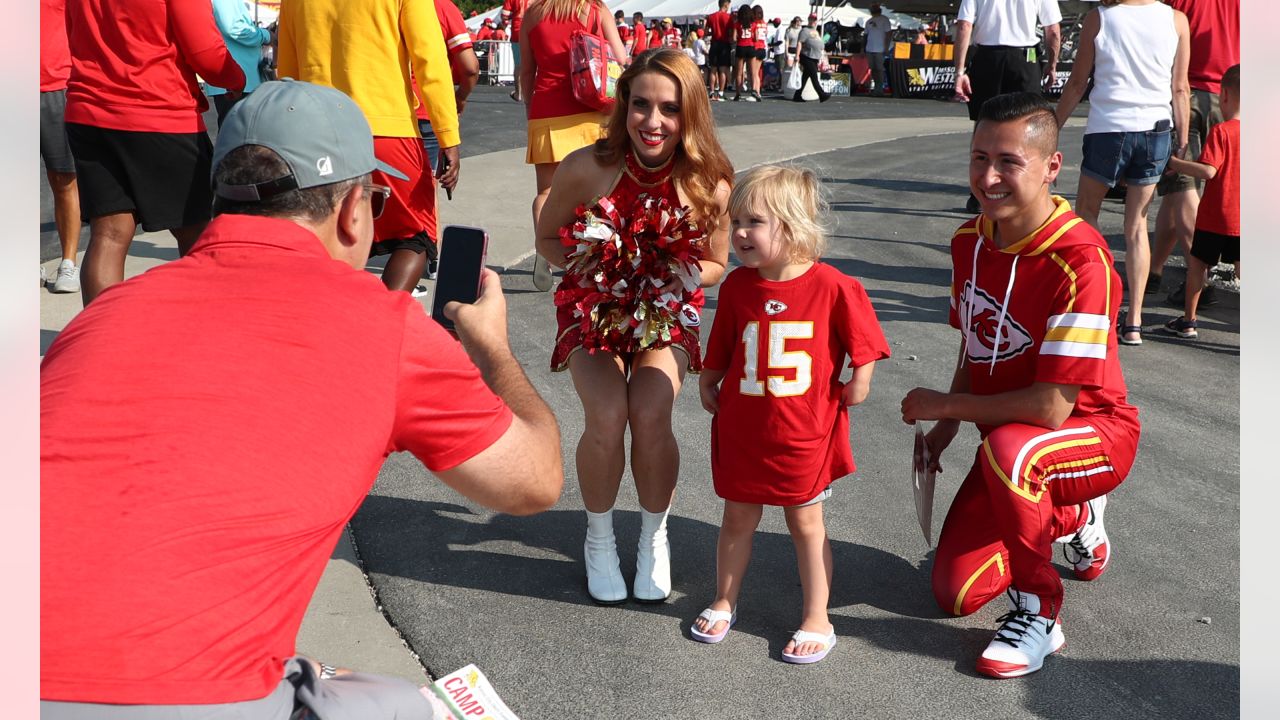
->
[707,0,733,100]
[952,0,1062,212]
[64,0,245,306]
[40,1,82,294]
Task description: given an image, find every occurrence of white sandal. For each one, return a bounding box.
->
[689,608,737,644]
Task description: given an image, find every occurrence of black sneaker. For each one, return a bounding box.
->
[1145,272,1162,294]
[1163,316,1198,339]
[966,194,982,213]
[1166,282,1217,308]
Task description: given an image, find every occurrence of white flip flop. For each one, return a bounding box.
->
[689,608,736,644]
[781,628,837,664]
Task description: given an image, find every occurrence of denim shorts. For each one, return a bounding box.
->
[1080,127,1172,188]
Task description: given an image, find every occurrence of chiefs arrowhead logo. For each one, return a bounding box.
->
[764,299,788,315]
[680,303,701,328]
[962,281,1033,363]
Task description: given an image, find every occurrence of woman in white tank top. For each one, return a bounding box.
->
[1054,0,1190,346]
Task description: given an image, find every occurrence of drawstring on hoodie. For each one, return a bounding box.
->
[965,227,1019,375]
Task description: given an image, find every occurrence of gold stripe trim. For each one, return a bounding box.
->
[954,552,1006,616]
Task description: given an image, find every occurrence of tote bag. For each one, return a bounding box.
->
[785,63,802,91]
[569,4,622,111]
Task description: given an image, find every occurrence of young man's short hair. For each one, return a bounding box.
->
[976,91,1059,156]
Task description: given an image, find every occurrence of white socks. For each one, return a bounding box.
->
[633,507,672,602]
[584,510,626,604]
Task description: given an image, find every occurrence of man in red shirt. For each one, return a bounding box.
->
[502,0,528,99]
[1151,0,1239,305]
[476,17,495,42]
[40,80,563,719]
[631,12,650,57]
[903,93,1140,679]
[64,0,245,306]
[40,0,81,294]
[706,0,734,100]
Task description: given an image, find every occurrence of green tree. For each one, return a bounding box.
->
[456,0,500,18]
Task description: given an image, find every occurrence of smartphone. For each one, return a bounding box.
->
[430,225,489,331]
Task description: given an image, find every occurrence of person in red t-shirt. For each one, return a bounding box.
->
[731,4,755,100]
[40,79,563,719]
[39,0,81,294]
[1151,0,1239,300]
[631,12,650,57]
[1163,64,1240,339]
[693,165,888,664]
[64,0,245,306]
[501,0,528,99]
[476,17,495,42]
[751,5,767,98]
[903,94,1141,679]
[705,0,734,99]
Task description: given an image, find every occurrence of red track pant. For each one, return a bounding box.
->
[931,417,1136,619]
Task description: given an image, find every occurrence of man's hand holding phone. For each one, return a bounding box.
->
[444,268,510,359]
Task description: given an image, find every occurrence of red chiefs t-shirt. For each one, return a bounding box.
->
[1194,118,1239,236]
[704,263,890,506]
[1169,0,1238,94]
[415,0,474,121]
[753,21,767,49]
[40,215,513,705]
[40,0,71,92]
[707,10,733,42]
[947,197,1140,471]
[734,20,754,47]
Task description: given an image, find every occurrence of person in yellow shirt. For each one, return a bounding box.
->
[278,0,462,294]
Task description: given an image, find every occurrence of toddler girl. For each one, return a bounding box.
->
[691,165,890,663]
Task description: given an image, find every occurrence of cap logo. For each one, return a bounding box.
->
[317,157,333,176]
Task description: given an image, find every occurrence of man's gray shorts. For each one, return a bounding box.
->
[40,89,76,175]
[40,658,438,720]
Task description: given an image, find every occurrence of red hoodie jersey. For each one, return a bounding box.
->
[64,0,244,133]
[948,197,1140,469]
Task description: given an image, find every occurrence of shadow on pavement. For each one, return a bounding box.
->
[351,500,942,623]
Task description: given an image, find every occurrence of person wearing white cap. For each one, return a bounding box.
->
[40,80,564,720]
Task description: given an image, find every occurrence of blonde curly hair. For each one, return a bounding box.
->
[727,164,829,262]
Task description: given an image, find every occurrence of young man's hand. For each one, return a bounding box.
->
[901,386,950,424]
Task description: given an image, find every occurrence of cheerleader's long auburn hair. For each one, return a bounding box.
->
[595,49,735,226]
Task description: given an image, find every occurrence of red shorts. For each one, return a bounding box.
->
[931,416,1139,619]
[372,136,437,244]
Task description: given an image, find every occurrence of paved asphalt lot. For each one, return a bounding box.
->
[350,89,1239,718]
[39,86,1239,717]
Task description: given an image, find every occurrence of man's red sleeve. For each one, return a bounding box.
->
[169,0,245,92]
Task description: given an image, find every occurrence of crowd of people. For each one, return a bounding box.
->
[39,0,1238,717]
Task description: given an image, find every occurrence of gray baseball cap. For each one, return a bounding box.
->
[212,79,408,202]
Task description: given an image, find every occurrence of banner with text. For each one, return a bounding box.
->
[889,59,1073,100]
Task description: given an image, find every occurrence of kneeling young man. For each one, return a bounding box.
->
[901,92,1141,679]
